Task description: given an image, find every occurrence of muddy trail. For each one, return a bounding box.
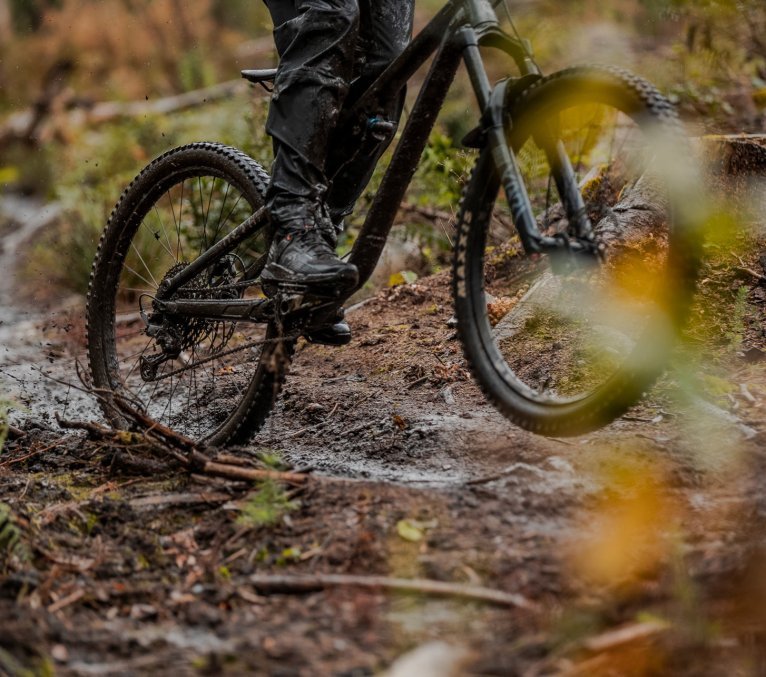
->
[2,197,766,675]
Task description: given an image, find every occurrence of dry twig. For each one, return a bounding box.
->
[248,573,538,610]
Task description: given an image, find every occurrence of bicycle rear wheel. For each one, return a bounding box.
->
[453,67,701,436]
[87,142,294,446]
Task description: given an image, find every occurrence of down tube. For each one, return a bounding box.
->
[345,40,464,294]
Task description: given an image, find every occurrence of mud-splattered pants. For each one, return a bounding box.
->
[263,0,415,230]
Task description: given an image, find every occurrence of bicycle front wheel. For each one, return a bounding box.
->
[453,67,701,436]
[87,142,294,446]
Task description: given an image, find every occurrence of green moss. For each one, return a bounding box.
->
[236,479,298,528]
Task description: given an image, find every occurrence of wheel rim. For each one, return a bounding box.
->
[107,168,272,441]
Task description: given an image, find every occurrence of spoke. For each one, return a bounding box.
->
[179,178,186,242]
[190,343,203,433]
[161,372,179,422]
[123,263,156,290]
[119,345,155,364]
[119,287,154,294]
[168,188,185,262]
[123,339,153,383]
[219,193,245,236]
[116,329,148,340]
[198,177,209,249]
[142,219,175,260]
[204,177,217,239]
[212,182,232,244]
[129,243,160,288]
[154,205,177,261]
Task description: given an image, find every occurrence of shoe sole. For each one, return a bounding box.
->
[303,330,352,346]
[261,264,358,298]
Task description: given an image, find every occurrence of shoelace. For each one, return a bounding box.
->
[284,226,337,258]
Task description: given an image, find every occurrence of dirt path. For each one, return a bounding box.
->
[1,200,766,674]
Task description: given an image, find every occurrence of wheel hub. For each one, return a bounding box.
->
[139,258,242,381]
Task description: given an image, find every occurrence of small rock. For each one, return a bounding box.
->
[383,641,472,677]
[130,603,158,620]
[51,645,68,662]
[547,456,574,474]
[441,386,456,406]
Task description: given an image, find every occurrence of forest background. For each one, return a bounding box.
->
[1,0,765,299]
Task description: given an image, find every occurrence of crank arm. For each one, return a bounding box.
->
[155,298,273,323]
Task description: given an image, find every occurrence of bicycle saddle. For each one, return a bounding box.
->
[241,69,278,84]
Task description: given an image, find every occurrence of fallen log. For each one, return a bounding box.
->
[128,492,232,511]
[702,133,766,177]
[68,79,247,127]
[0,78,249,149]
[0,59,74,149]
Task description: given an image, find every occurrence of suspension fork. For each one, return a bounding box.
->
[459,26,600,260]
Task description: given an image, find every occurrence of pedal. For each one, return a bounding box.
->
[263,279,347,302]
[262,279,308,299]
[304,301,342,328]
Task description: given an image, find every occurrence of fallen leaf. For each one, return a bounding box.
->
[392,414,407,430]
[396,519,424,542]
[388,270,419,287]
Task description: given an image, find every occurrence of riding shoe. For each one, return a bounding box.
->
[261,226,358,292]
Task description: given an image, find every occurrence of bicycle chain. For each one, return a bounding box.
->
[176,277,262,296]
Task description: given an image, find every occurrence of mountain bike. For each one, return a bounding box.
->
[86,0,702,445]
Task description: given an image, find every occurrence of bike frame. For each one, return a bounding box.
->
[157,0,596,322]
[336,0,597,298]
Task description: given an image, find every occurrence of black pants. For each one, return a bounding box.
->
[263,0,415,229]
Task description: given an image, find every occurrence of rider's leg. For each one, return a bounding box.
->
[324,0,416,230]
[262,0,360,289]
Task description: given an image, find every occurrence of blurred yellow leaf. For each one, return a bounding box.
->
[0,167,20,184]
[570,457,679,590]
[396,519,424,542]
[388,270,418,287]
[281,547,301,561]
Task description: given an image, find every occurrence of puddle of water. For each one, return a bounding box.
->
[0,195,94,423]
